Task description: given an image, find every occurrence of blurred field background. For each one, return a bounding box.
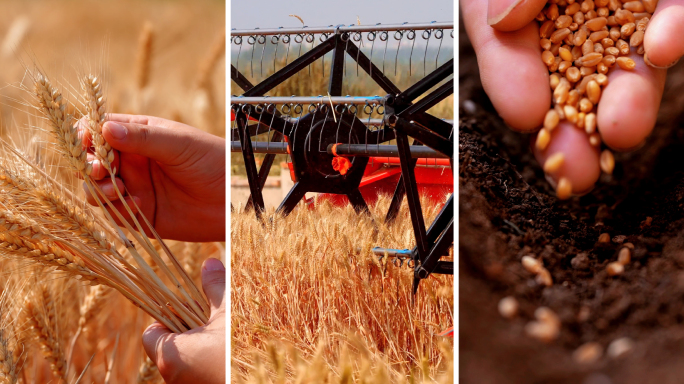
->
[0,0,225,138]
[0,0,225,383]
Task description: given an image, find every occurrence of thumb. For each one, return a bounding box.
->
[201,258,226,316]
[102,120,190,165]
[488,0,548,31]
[142,322,176,365]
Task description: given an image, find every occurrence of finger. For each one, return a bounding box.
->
[644,0,684,68]
[597,52,666,151]
[102,121,192,165]
[83,178,125,205]
[462,0,551,132]
[533,122,601,195]
[488,0,548,32]
[142,322,176,367]
[201,258,225,316]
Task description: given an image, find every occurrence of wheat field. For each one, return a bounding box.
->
[231,196,454,383]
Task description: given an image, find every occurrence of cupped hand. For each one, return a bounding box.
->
[461,0,684,195]
[142,258,226,384]
[81,114,225,242]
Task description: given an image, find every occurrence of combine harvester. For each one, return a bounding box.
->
[230,21,453,333]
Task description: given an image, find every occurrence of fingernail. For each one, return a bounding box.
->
[203,258,225,272]
[105,122,127,140]
[488,0,524,26]
[644,52,680,69]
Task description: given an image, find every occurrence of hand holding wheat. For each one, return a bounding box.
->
[462,0,683,196]
[80,114,226,242]
[142,258,226,384]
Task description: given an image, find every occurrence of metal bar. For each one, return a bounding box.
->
[246,131,283,210]
[397,59,453,104]
[231,141,288,154]
[326,143,447,158]
[416,218,453,278]
[384,142,423,224]
[344,40,401,95]
[346,190,370,215]
[432,261,454,275]
[277,182,307,216]
[235,113,265,217]
[371,247,413,257]
[403,80,454,116]
[231,22,455,36]
[426,195,453,246]
[234,107,292,136]
[243,36,336,97]
[329,34,345,96]
[395,129,428,259]
[391,116,452,156]
[231,96,385,105]
[404,112,454,139]
[231,64,254,92]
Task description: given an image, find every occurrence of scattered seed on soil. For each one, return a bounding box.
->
[522,255,543,274]
[525,320,560,343]
[598,233,611,243]
[618,247,631,265]
[536,267,553,286]
[607,261,624,276]
[607,337,635,359]
[498,296,519,319]
[572,342,603,364]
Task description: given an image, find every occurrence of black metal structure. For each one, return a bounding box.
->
[230,22,454,292]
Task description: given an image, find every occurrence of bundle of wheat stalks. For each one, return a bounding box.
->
[0,68,220,383]
[231,196,454,383]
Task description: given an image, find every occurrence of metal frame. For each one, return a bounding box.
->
[231,25,454,292]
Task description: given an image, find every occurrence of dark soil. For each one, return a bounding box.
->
[459,21,684,384]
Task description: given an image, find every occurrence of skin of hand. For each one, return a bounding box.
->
[81,114,225,242]
[461,0,684,195]
[142,258,226,384]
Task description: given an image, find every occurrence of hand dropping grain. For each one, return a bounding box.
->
[533,0,655,192]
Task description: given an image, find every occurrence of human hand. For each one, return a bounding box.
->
[82,114,225,242]
[461,0,684,195]
[142,258,226,384]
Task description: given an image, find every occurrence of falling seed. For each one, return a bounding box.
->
[543,152,565,173]
[544,109,560,131]
[557,177,572,200]
[573,342,603,364]
[589,133,601,146]
[535,306,561,327]
[585,112,597,134]
[607,337,634,359]
[522,255,543,274]
[577,306,591,322]
[606,261,624,276]
[600,150,615,174]
[536,128,551,151]
[617,247,631,265]
[598,233,611,243]
[498,296,519,319]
